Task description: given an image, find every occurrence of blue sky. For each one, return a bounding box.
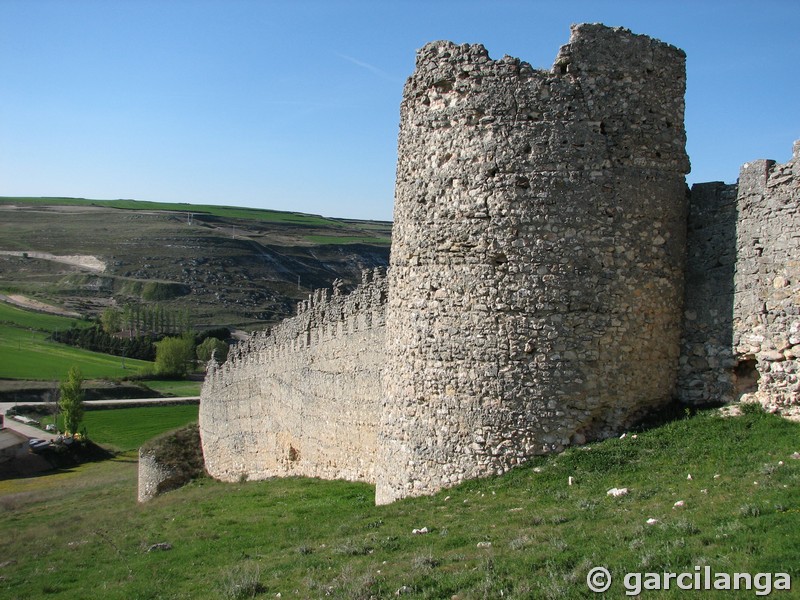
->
[1,0,798,221]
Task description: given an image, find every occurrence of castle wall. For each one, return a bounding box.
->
[138,450,176,503]
[679,144,800,415]
[199,269,386,483]
[197,24,796,506]
[732,145,800,412]
[378,24,690,503]
[678,182,738,404]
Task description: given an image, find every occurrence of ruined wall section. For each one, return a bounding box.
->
[733,144,800,414]
[679,144,800,414]
[678,182,738,404]
[199,269,387,483]
[378,24,690,504]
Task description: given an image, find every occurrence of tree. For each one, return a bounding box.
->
[178,307,192,334]
[59,366,85,436]
[196,337,229,365]
[154,335,195,377]
[100,307,122,335]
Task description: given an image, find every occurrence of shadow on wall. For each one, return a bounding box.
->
[679,182,738,405]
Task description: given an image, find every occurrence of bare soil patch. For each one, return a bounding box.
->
[0,293,82,317]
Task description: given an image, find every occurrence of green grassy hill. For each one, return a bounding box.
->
[0,407,797,599]
[0,301,153,381]
[0,197,391,330]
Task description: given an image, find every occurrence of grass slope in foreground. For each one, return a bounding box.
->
[0,408,798,599]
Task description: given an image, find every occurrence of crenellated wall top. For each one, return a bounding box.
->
[207,267,388,378]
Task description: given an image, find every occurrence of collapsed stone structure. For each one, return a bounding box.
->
[198,24,799,505]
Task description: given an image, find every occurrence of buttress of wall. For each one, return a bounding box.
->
[378,24,690,504]
[199,269,387,483]
[733,144,800,414]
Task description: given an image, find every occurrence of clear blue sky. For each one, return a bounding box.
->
[1,0,798,221]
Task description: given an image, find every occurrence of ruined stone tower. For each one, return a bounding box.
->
[376,24,690,503]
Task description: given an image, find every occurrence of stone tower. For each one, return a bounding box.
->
[377,24,691,504]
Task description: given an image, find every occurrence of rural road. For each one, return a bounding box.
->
[0,397,200,440]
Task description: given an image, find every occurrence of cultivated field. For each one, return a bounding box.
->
[0,301,153,381]
[31,404,200,451]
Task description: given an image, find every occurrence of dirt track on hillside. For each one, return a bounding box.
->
[0,250,105,272]
[0,293,82,318]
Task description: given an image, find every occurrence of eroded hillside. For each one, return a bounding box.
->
[0,198,391,329]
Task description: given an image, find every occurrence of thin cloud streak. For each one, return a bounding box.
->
[336,53,403,83]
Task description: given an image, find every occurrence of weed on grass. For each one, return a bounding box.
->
[219,563,265,600]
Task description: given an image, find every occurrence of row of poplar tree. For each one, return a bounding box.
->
[49,304,194,362]
[101,304,192,337]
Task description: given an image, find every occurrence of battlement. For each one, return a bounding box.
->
[207,267,387,383]
[200,268,387,484]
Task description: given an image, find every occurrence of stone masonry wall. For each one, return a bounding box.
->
[197,24,796,506]
[138,450,177,503]
[377,24,690,504]
[199,269,387,483]
[732,145,800,413]
[678,182,738,404]
[679,144,800,416]
[138,424,204,502]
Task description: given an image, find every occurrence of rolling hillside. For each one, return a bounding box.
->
[0,197,391,329]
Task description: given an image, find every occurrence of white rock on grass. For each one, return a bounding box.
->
[646,518,659,525]
[412,527,429,535]
[607,487,629,497]
[673,500,685,509]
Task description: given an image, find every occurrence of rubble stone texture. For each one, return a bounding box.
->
[679,144,800,412]
[199,269,386,483]
[196,23,798,505]
[377,24,690,503]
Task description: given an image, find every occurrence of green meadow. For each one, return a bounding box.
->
[0,301,153,380]
[0,407,797,599]
[36,404,200,451]
[0,196,356,228]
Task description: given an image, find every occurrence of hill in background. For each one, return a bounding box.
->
[0,197,391,330]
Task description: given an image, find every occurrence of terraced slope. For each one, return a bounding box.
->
[0,197,391,329]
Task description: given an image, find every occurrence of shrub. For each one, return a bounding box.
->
[141,281,190,301]
[154,336,195,377]
[197,337,229,364]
